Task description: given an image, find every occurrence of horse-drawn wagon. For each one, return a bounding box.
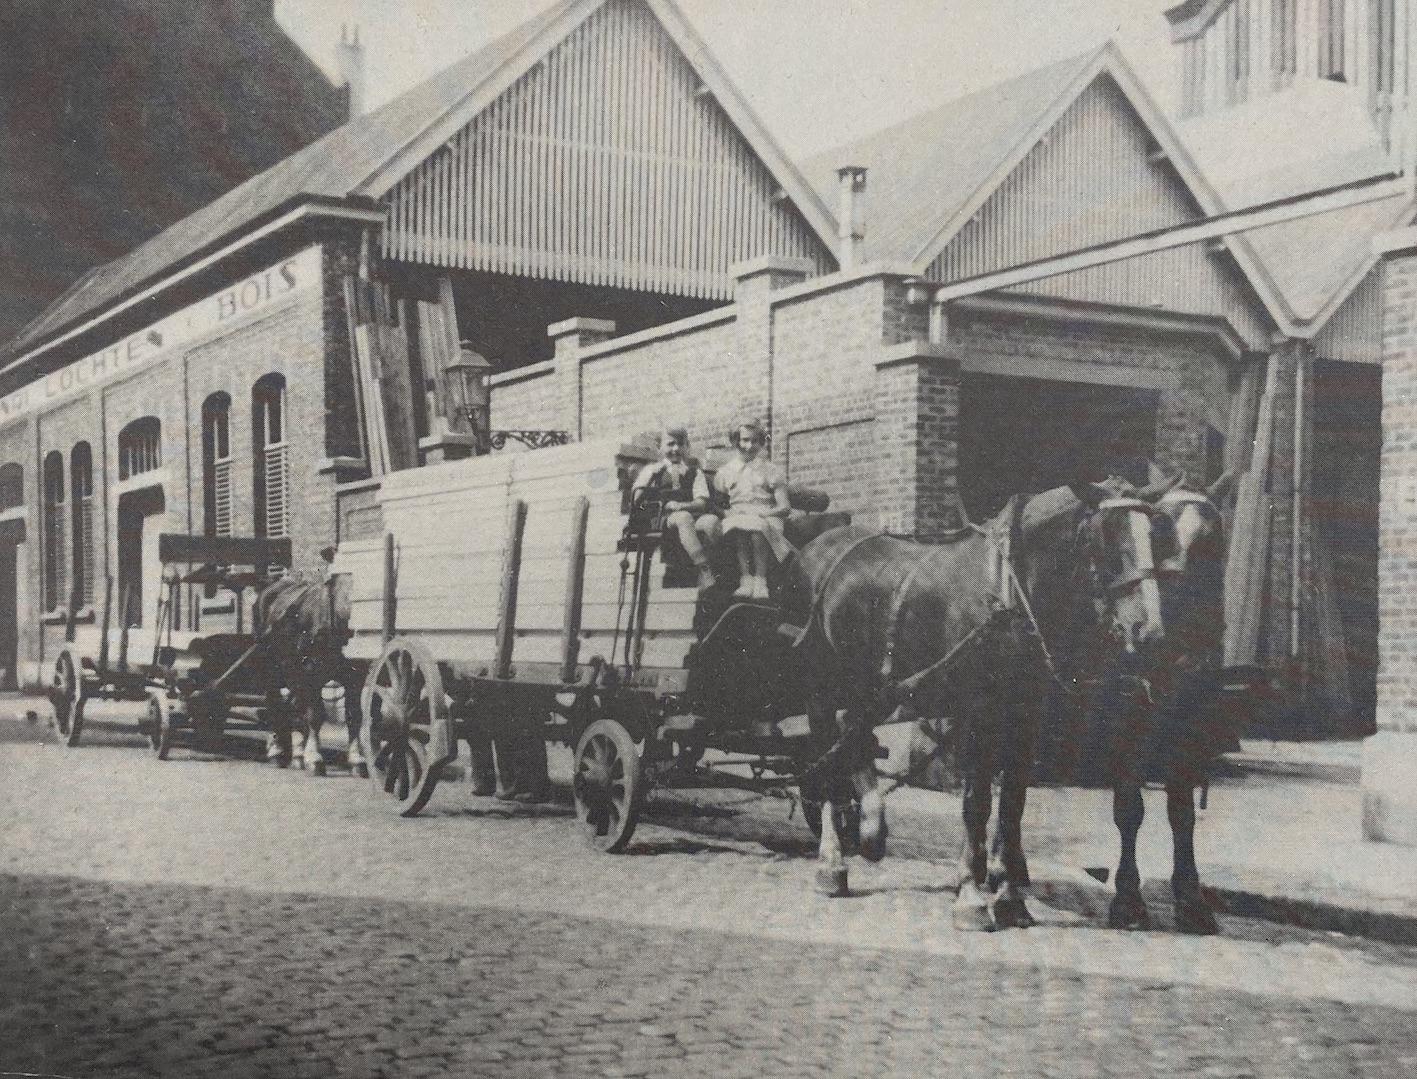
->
[48,533,353,766]
[337,437,850,852]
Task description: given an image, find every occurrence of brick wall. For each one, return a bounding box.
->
[1375,254,1417,737]
[489,270,1234,536]
[8,246,332,685]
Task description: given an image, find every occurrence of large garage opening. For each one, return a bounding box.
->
[959,374,1160,522]
[1311,360,1381,735]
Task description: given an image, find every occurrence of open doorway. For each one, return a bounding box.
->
[116,486,166,629]
[0,519,23,689]
[1311,360,1381,734]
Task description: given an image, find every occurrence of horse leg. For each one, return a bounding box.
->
[954,754,995,932]
[805,688,849,896]
[853,725,887,863]
[267,702,292,768]
[342,674,368,779]
[303,692,327,777]
[989,759,1035,930]
[1167,782,1218,935]
[1108,785,1151,930]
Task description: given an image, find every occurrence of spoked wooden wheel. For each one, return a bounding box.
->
[573,718,643,853]
[146,692,175,761]
[360,638,453,817]
[49,648,87,748]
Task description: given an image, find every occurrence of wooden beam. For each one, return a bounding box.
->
[931,172,1404,305]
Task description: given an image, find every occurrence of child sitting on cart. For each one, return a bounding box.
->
[715,419,792,601]
[631,426,721,592]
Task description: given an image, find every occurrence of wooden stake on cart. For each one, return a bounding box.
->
[115,583,133,673]
[495,499,528,681]
[560,497,590,684]
[381,531,397,644]
[96,575,112,673]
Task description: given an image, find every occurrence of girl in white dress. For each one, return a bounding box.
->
[715,419,792,600]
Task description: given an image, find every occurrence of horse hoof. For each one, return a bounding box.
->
[272,755,291,769]
[1107,893,1152,931]
[858,818,887,863]
[355,763,370,780]
[1174,897,1220,936]
[311,759,327,777]
[815,866,849,898]
[952,901,995,932]
[993,893,1036,930]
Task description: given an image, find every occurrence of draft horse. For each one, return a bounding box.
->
[253,570,364,777]
[785,483,1166,928]
[1096,473,1234,935]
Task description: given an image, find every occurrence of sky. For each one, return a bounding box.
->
[274,0,1182,160]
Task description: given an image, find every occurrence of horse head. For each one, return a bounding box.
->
[1136,471,1230,661]
[1060,479,1167,654]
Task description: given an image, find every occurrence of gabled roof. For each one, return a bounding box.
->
[800,42,1288,334]
[802,48,1100,270]
[6,0,837,367]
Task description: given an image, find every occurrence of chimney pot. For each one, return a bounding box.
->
[836,165,868,269]
[336,23,367,119]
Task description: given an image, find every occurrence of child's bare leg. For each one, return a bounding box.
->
[733,535,754,597]
[750,533,772,599]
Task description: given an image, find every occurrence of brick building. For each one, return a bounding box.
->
[0,0,353,346]
[0,0,838,689]
[1159,0,1417,842]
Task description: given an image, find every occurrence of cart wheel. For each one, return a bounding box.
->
[49,648,87,748]
[360,638,452,817]
[573,718,643,853]
[147,693,175,761]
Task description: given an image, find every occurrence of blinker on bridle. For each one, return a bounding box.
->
[1089,497,1160,596]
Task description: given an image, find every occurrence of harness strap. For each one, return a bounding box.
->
[880,547,932,682]
[798,531,884,651]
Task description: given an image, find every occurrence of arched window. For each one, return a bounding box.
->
[202,393,233,539]
[0,463,22,512]
[70,442,93,607]
[252,375,288,540]
[42,451,65,611]
[118,416,161,480]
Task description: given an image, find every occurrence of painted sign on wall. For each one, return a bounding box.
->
[0,246,321,425]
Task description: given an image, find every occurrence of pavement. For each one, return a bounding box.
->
[4,698,1417,1075]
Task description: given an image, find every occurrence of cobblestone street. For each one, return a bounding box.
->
[3,711,1417,1077]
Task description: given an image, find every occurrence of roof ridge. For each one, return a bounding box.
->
[801,45,1103,172]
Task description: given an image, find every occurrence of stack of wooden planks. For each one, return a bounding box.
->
[336,439,703,677]
[1223,356,1276,668]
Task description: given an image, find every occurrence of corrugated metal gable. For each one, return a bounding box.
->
[800,50,1100,267]
[383,0,833,297]
[931,76,1270,342]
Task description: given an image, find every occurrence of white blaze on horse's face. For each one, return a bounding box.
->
[1095,497,1165,653]
[1128,508,1164,651]
[1157,490,1212,576]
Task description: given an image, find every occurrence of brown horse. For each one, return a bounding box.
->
[253,571,363,777]
[785,482,1165,928]
[1098,473,1233,935]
